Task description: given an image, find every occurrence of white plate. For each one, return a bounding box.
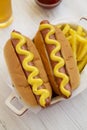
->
[5,17,87,115]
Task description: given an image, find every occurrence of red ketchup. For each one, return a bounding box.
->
[35,0,62,8]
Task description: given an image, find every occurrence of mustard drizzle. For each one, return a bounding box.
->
[39,24,71,97]
[11,32,50,107]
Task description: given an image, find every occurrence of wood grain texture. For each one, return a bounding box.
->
[0,0,87,130]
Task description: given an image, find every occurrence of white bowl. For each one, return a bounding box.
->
[5,17,87,115]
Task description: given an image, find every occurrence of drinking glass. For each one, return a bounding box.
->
[0,0,13,28]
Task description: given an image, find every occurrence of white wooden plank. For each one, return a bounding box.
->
[0,0,87,130]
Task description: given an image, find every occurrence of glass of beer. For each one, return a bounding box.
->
[0,0,13,28]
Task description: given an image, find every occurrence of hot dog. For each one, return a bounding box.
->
[34,20,80,98]
[4,31,52,107]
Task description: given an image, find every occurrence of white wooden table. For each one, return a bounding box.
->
[0,0,87,130]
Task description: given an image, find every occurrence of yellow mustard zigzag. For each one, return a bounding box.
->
[39,24,71,97]
[11,32,50,107]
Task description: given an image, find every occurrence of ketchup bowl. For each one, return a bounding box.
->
[35,0,62,8]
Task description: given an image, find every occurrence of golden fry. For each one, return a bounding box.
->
[62,24,70,35]
[77,26,86,36]
[56,24,62,29]
[77,41,87,61]
[70,34,77,59]
[78,55,87,72]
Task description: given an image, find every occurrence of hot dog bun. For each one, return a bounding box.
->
[55,27,80,90]
[34,20,80,97]
[4,33,52,107]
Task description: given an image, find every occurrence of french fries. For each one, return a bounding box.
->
[57,24,87,72]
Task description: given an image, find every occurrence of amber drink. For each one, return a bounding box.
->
[0,0,13,28]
